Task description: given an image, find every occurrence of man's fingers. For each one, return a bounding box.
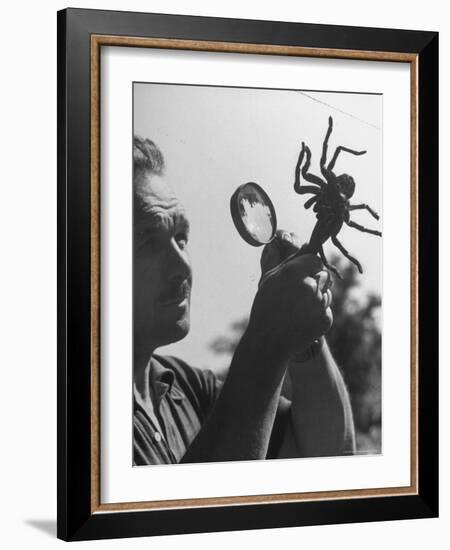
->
[322,289,332,309]
[276,230,302,256]
[260,242,281,273]
[260,229,304,275]
[301,253,324,275]
[286,251,323,277]
[313,270,332,295]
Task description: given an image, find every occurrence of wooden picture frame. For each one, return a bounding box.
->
[57,7,438,541]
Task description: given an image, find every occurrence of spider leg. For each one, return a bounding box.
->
[294,141,307,193]
[319,244,342,280]
[327,146,366,172]
[331,236,363,273]
[302,145,326,187]
[304,196,318,209]
[294,142,324,193]
[346,219,382,237]
[349,203,380,220]
[320,116,334,180]
[296,185,320,196]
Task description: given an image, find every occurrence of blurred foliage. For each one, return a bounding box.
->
[209,255,382,455]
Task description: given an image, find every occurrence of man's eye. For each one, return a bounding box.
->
[175,233,188,250]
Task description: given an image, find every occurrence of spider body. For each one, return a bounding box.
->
[295,116,381,278]
[310,175,352,239]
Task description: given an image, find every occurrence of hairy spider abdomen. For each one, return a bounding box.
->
[336,174,356,199]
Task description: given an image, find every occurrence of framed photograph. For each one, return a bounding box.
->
[57,8,438,541]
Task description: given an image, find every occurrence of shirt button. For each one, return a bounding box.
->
[154,432,162,442]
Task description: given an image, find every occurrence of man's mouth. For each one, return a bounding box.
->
[159,282,190,306]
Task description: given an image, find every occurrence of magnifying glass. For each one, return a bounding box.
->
[230,182,277,246]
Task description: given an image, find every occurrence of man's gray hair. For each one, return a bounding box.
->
[133,137,166,214]
[133,136,165,176]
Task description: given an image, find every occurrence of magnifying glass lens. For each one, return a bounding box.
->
[230,182,277,246]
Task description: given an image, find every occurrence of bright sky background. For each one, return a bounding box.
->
[134,84,382,371]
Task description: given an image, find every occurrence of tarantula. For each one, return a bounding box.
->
[294,115,381,278]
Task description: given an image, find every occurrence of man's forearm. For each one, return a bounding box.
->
[181,331,287,463]
[279,338,355,458]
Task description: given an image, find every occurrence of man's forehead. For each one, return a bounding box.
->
[136,171,178,204]
[135,171,187,226]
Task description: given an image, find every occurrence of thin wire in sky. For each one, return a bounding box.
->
[298,92,381,130]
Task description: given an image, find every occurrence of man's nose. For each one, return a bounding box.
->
[165,239,191,281]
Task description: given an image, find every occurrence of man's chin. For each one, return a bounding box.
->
[169,318,190,344]
[156,311,190,347]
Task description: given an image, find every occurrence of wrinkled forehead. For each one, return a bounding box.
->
[135,170,177,204]
[134,171,186,225]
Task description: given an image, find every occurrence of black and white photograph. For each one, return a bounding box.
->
[0,0,443,546]
[132,82,383,467]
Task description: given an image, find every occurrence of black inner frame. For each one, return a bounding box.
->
[57,8,438,541]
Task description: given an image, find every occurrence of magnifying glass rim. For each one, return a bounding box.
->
[230,181,277,247]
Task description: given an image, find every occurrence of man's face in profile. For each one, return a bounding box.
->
[134,170,192,350]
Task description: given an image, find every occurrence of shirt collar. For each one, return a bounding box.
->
[148,356,185,405]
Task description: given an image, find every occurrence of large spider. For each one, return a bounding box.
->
[294,115,381,278]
